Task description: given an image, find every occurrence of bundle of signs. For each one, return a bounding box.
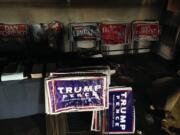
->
[44,66,135,134]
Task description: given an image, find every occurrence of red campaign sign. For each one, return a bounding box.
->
[0,24,27,38]
[101,24,127,45]
[48,22,63,32]
[133,23,160,40]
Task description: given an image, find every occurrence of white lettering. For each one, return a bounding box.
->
[116,95,120,99]
[115,122,120,127]
[66,87,73,93]
[116,102,120,106]
[120,115,126,123]
[115,116,120,121]
[74,87,81,93]
[57,87,64,94]
[69,94,74,98]
[94,85,101,91]
[116,109,120,114]
[77,93,82,98]
[121,107,126,114]
[121,92,127,98]
[57,85,101,94]
[84,86,93,92]
[62,95,68,101]
[121,99,127,106]
[85,93,90,97]
[120,124,126,130]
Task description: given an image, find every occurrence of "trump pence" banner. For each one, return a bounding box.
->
[91,87,135,134]
[45,76,108,114]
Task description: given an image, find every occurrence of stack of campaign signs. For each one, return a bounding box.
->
[45,66,111,114]
[44,66,135,134]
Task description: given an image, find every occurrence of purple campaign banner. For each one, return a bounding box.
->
[53,77,106,113]
[107,87,135,134]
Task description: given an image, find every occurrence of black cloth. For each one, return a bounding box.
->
[0,79,44,119]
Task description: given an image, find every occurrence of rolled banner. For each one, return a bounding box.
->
[0,23,29,53]
[45,75,108,114]
[69,22,101,56]
[132,21,160,54]
[101,22,131,55]
[102,87,135,134]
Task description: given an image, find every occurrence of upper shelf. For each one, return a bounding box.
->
[0,0,164,8]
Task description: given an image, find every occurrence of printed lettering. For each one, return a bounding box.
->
[120,124,126,130]
[116,109,120,114]
[120,115,126,123]
[66,87,73,93]
[94,85,101,91]
[116,102,120,106]
[57,87,64,94]
[121,92,127,98]
[115,122,120,127]
[115,116,120,120]
[84,86,93,92]
[116,95,120,100]
[121,99,127,106]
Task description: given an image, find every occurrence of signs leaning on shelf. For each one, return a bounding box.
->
[30,21,64,49]
[69,22,101,56]
[0,21,64,53]
[132,21,160,54]
[91,87,135,134]
[0,23,29,52]
[101,22,132,55]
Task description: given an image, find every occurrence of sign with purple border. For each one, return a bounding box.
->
[47,76,107,114]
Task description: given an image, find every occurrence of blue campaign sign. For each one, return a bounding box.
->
[106,87,135,134]
[52,77,107,113]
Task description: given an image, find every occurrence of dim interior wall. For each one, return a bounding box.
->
[0,6,160,52]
